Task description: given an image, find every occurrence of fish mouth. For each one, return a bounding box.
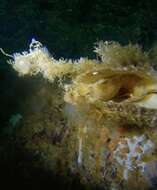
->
[66,68,157,110]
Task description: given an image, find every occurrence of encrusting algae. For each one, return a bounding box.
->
[5,39,157,189]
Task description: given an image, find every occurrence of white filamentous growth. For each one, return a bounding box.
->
[10,39,74,81]
[78,137,83,166]
[10,39,50,76]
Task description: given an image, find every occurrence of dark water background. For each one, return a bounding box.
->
[1,0,157,189]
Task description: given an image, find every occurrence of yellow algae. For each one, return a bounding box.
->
[7,39,157,189]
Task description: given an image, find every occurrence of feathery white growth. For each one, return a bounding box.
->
[10,39,51,76]
[9,39,74,81]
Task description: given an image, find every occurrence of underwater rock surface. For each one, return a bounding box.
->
[6,39,157,189]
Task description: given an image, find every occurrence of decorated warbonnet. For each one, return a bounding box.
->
[6,39,157,189]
